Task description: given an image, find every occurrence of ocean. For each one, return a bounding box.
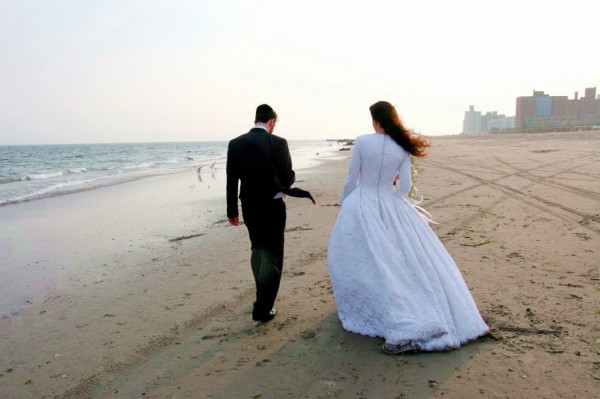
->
[0,140,336,206]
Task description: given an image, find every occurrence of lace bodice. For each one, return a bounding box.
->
[340,134,411,203]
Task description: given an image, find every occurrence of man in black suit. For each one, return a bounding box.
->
[226,104,295,326]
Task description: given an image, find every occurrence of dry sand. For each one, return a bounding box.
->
[1,131,599,398]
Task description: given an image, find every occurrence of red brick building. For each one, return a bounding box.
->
[515,87,599,130]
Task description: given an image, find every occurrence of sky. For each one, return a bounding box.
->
[0,0,598,145]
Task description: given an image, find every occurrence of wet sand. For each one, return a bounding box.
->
[1,131,599,398]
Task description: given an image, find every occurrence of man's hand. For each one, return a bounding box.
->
[229,217,239,226]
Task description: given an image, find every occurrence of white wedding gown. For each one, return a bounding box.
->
[327,133,488,350]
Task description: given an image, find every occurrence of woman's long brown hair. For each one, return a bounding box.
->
[369,101,430,157]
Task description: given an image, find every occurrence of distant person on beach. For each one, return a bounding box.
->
[327,101,489,354]
[226,104,295,326]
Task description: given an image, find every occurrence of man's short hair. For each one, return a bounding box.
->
[255,104,277,123]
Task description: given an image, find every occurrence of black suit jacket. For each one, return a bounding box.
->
[226,128,295,218]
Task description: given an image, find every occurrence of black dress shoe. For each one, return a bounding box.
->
[253,309,277,326]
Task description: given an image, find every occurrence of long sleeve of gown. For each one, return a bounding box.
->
[340,139,361,204]
[396,153,412,196]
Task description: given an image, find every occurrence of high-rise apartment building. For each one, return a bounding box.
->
[463,105,481,134]
[516,94,537,128]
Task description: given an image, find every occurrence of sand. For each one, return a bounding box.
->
[1,131,599,398]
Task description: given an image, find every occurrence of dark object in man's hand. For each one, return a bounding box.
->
[283,187,316,204]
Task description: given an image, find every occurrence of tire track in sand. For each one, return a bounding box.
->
[423,159,600,235]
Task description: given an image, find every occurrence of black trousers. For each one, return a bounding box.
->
[241,198,286,320]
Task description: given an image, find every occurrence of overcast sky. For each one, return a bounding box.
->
[1,0,598,145]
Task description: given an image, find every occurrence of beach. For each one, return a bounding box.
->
[1,131,599,398]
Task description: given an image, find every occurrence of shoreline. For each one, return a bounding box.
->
[0,139,341,207]
[1,131,599,398]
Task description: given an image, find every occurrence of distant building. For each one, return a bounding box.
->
[515,87,600,130]
[463,105,481,134]
[481,111,499,132]
[551,95,568,117]
[516,94,537,128]
[487,116,515,131]
[535,94,552,116]
[463,106,514,134]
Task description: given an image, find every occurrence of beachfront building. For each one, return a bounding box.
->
[487,116,515,132]
[515,87,600,131]
[463,105,481,134]
[482,112,515,133]
[463,106,514,134]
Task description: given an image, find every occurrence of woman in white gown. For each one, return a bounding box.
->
[327,101,489,354]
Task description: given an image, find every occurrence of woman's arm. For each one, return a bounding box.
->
[396,152,412,196]
[340,139,361,204]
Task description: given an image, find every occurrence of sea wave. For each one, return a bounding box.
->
[27,171,64,180]
[0,176,112,205]
[118,158,184,171]
[121,162,156,170]
[0,176,28,184]
[2,168,89,183]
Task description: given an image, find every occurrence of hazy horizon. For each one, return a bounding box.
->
[1,0,598,145]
